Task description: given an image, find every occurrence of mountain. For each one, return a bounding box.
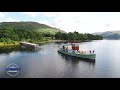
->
[0,22,66,34]
[92,31,120,39]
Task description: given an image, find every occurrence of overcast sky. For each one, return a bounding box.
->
[0,12,120,33]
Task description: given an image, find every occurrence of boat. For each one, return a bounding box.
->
[58,43,96,60]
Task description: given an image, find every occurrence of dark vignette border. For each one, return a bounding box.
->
[0,0,120,11]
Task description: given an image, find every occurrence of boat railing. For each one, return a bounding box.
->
[59,48,95,55]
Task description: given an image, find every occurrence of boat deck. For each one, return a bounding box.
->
[58,49,96,60]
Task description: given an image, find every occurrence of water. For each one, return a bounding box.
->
[0,40,120,78]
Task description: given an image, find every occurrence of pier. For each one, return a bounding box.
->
[20,41,39,48]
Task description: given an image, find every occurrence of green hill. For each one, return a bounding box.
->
[92,31,120,39]
[0,22,66,44]
[0,22,66,34]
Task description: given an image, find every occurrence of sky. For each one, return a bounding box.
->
[1,12,120,33]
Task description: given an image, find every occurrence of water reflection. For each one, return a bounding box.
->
[57,51,95,78]
[58,52,95,66]
[0,45,19,54]
[0,45,41,54]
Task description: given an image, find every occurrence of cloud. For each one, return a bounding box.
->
[41,12,59,18]
[21,12,40,17]
[48,12,115,33]
[0,12,5,18]
[49,12,86,32]
[4,17,18,22]
[21,12,58,18]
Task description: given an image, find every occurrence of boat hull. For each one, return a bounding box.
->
[58,50,96,60]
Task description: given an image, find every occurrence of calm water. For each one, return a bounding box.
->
[0,40,120,78]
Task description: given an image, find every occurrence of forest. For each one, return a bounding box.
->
[55,31,103,41]
[0,29,103,44]
[0,22,103,45]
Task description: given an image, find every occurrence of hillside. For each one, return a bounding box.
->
[0,22,103,45]
[0,22,66,34]
[92,31,120,39]
[0,22,67,44]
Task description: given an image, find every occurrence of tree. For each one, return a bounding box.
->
[55,31,103,41]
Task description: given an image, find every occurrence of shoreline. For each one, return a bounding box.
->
[46,40,91,43]
[0,40,92,47]
[47,40,68,42]
[37,40,85,44]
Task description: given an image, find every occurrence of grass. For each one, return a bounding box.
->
[0,42,20,47]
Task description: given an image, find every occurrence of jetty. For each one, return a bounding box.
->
[20,41,39,48]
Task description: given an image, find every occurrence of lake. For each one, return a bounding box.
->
[0,40,120,78]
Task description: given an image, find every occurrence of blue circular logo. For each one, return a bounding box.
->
[5,63,21,76]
